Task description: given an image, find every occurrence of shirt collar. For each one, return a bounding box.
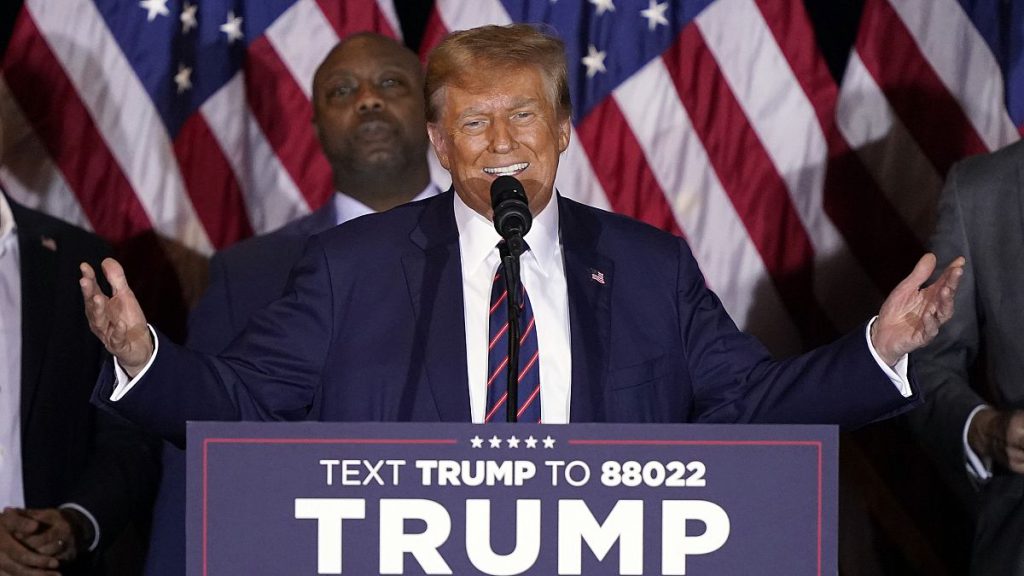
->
[0,194,16,257]
[453,188,561,278]
[333,183,439,226]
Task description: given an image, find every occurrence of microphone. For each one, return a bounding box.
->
[490,175,532,257]
[489,175,531,422]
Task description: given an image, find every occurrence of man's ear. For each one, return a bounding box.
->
[427,123,450,170]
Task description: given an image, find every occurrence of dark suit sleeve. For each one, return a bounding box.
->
[142,244,264,576]
[65,399,160,552]
[672,237,915,428]
[186,252,239,354]
[93,235,337,445]
[905,161,986,472]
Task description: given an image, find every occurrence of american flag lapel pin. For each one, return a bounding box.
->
[589,268,605,285]
[40,236,57,252]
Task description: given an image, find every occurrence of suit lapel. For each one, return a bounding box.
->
[558,196,612,422]
[402,191,472,421]
[11,203,58,430]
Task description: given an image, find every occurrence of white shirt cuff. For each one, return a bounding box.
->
[865,316,911,397]
[58,503,100,552]
[963,404,993,481]
[110,325,159,401]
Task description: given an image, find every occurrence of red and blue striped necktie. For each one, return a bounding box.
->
[485,249,542,423]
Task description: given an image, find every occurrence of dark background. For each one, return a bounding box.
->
[0,2,976,575]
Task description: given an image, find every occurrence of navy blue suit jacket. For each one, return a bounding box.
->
[144,201,337,576]
[185,202,340,354]
[97,191,917,445]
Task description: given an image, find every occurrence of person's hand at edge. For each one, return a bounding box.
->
[969,408,1024,475]
[0,508,59,576]
[14,508,92,563]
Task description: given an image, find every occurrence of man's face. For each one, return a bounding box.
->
[313,36,428,176]
[427,66,570,219]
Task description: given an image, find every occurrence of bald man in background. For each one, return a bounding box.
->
[143,32,437,576]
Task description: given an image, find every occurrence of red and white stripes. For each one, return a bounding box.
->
[1,0,1017,356]
[423,0,1017,354]
[0,0,400,253]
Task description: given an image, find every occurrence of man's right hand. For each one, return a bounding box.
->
[968,408,1024,475]
[0,509,59,576]
[80,258,153,378]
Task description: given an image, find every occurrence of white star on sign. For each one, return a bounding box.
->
[488,435,503,448]
[581,44,607,78]
[174,64,192,94]
[589,0,616,16]
[220,10,244,44]
[507,435,521,448]
[641,0,669,31]
[180,2,198,33]
[139,0,169,22]
[470,435,484,448]
[525,435,538,448]
[542,435,556,449]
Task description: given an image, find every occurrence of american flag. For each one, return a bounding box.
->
[424,0,1021,357]
[2,0,1019,352]
[0,0,1019,349]
[0,0,1017,568]
[0,0,434,333]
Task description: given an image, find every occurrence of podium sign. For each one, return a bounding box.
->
[187,422,836,575]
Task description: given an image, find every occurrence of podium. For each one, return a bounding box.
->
[187,422,836,575]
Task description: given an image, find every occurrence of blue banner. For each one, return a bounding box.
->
[187,422,836,575]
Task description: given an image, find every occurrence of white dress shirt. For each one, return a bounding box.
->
[455,192,572,423]
[964,405,993,480]
[334,184,438,225]
[0,193,25,508]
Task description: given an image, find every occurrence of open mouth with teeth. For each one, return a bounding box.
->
[483,162,529,177]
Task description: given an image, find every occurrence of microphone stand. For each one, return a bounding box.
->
[500,236,526,423]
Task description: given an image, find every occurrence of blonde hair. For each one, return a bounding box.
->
[424,23,571,123]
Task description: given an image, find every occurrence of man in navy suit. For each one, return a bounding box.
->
[82,25,963,448]
[143,32,438,576]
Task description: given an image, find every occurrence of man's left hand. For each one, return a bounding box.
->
[871,253,966,366]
